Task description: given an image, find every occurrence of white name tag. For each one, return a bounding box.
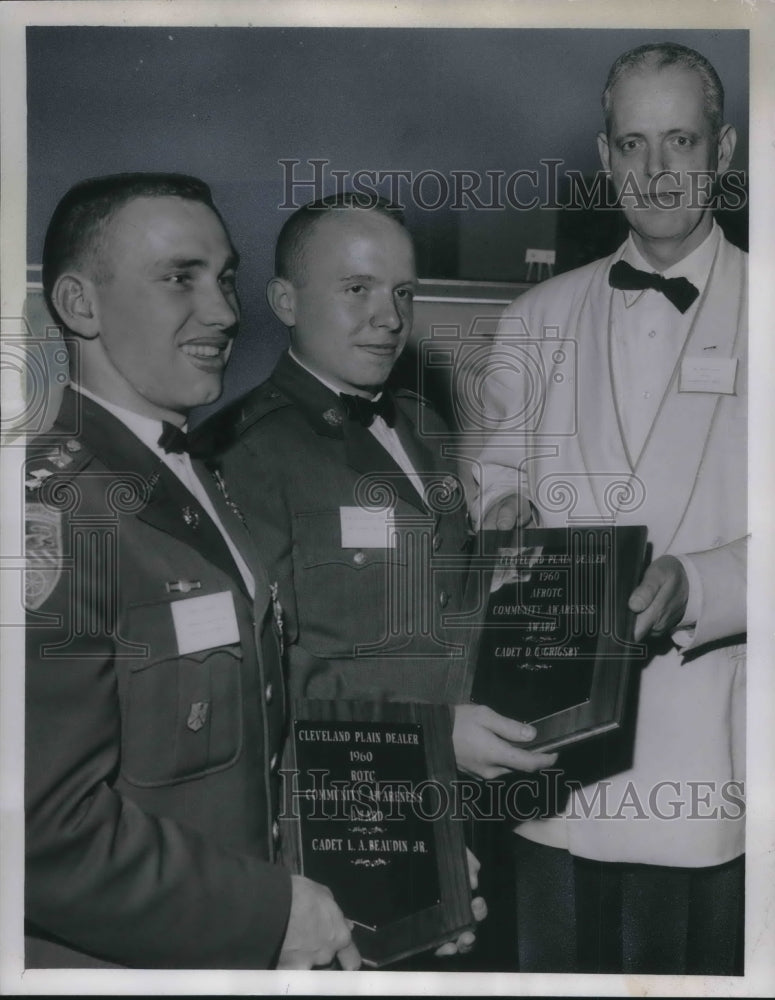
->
[679,356,738,394]
[171,590,240,655]
[340,506,396,549]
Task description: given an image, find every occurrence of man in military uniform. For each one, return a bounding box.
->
[24,173,359,969]
[199,198,556,964]
[205,194,558,785]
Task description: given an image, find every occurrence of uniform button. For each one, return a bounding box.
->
[648,329,657,339]
[272,820,280,841]
[353,550,366,565]
[643,391,651,399]
[265,682,273,703]
[65,439,82,453]
[270,752,278,771]
[433,534,442,551]
[439,590,449,608]
[268,391,280,399]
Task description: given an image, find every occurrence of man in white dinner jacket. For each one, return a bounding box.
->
[473,42,746,974]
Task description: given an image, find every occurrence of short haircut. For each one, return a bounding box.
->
[602,42,725,138]
[274,192,407,286]
[42,172,221,325]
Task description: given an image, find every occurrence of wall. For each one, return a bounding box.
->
[26,26,749,409]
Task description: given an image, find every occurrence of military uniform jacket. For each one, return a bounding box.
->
[212,352,475,703]
[25,389,291,968]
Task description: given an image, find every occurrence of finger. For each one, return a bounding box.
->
[471,895,488,922]
[495,503,517,530]
[311,944,338,967]
[434,941,458,958]
[483,496,517,530]
[335,940,361,971]
[465,847,480,890]
[306,920,351,969]
[628,576,661,614]
[502,745,558,773]
[477,736,558,778]
[330,918,354,955]
[456,930,476,954]
[484,707,537,744]
[276,951,313,970]
[633,597,666,640]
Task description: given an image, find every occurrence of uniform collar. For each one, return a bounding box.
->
[287,348,384,403]
[272,352,350,437]
[71,382,187,463]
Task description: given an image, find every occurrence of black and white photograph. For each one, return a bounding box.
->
[1,0,773,995]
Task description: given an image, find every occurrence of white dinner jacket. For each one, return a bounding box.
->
[474,234,747,866]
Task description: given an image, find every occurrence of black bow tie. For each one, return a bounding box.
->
[609,259,700,314]
[339,391,396,428]
[159,418,237,460]
[158,421,194,454]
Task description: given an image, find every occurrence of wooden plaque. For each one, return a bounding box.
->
[469,525,649,752]
[279,698,473,968]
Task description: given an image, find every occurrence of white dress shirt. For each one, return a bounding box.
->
[608,226,721,634]
[610,222,721,465]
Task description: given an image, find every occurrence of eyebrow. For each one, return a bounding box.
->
[615,127,701,140]
[338,273,417,287]
[338,273,375,283]
[154,251,240,271]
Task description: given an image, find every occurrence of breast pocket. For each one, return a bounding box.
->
[120,599,244,787]
[292,509,415,657]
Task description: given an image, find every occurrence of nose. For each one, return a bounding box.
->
[643,140,667,181]
[199,280,239,330]
[371,291,403,332]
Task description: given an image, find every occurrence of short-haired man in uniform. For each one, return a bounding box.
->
[207,194,557,777]
[474,43,747,974]
[200,194,559,963]
[24,173,359,970]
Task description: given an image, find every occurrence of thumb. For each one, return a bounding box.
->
[629,566,661,613]
[495,498,518,530]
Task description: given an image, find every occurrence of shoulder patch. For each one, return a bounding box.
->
[25,438,93,492]
[25,500,63,610]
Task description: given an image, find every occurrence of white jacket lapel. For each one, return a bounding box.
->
[573,248,639,521]
[629,237,746,552]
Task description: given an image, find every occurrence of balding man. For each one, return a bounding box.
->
[474,43,746,974]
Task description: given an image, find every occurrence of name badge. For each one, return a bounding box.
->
[340,506,396,549]
[679,356,738,394]
[171,590,240,655]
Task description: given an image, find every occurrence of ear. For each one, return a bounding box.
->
[716,123,737,174]
[51,273,100,339]
[266,276,297,328]
[597,131,611,173]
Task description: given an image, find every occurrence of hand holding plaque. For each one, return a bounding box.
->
[280,699,474,968]
[629,553,690,639]
[452,703,558,780]
[277,874,361,970]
